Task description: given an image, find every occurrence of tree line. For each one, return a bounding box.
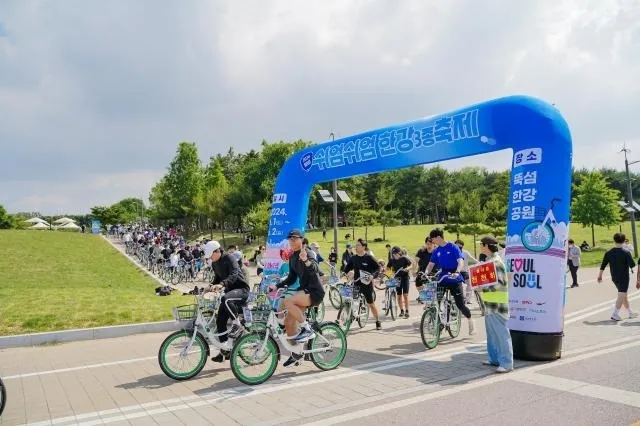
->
[0,139,631,247]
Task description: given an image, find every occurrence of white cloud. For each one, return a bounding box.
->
[0,0,639,213]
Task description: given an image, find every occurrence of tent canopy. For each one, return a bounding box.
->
[58,222,80,229]
[54,217,76,224]
[24,217,48,224]
[29,222,50,229]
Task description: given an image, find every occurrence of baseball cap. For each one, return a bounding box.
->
[287,229,304,239]
[391,245,402,254]
[203,240,221,258]
[480,236,499,246]
[346,243,352,248]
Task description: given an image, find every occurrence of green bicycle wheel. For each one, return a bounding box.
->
[230,333,279,386]
[329,286,342,310]
[310,322,347,371]
[447,301,462,339]
[158,330,209,381]
[420,307,440,350]
[336,301,353,334]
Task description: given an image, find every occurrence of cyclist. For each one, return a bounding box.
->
[344,239,383,330]
[389,246,412,319]
[272,229,325,367]
[454,239,478,304]
[424,228,475,335]
[414,237,438,304]
[341,243,354,273]
[203,240,251,360]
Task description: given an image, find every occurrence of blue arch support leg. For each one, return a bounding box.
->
[264,95,572,361]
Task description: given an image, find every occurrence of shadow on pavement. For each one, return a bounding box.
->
[583,320,621,326]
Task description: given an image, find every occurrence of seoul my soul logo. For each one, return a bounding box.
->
[507,258,542,289]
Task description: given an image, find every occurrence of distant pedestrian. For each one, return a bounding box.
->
[322,228,327,241]
[597,233,638,321]
[567,239,581,288]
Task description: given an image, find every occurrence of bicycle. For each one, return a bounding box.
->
[230,288,347,386]
[419,274,462,350]
[158,290,258,380]
[0,375,5,417]
[381,269,407,321]
[326,274,345,310]
[336,272,374,334]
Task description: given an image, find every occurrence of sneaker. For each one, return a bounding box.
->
[629,312,638,319]
[570,283,579,288]
[376,321,382,330]
[219,340,233,351]
[283,352,304,368]
[400,310,405,318]
[295,326,316,342]
[469,318,476,335]
[611,313,622,321]
[211,353,225,363]
[482,361,499,366]
[496,366,513,373]
[404,311,410,319]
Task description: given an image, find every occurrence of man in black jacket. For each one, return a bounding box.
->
[204,240,250,359]
[271,229,325,367]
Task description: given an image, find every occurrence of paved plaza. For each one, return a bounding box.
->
[2,267,640,425]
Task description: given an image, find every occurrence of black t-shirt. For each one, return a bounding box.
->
[391,255,412,278]
[328,252,338,264]
[192,248,202,259]
[161,248,171,260]
[344,254,379,280]
[600,247,636,284]
[415,248,433,271]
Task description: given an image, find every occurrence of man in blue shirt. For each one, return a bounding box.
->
[425,228,475,335]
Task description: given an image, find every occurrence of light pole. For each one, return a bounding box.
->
[330,132,339,255]
[621,143,639,258]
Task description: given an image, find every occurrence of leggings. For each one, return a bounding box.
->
[439,283,472,319]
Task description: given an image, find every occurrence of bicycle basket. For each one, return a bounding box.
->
[340,285,353,298]
[172,304,198,321]
[386,278,398,288]
[360,272,374,285]
[244,307,271,324]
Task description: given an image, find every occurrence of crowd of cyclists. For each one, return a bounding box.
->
[110,223,512,377]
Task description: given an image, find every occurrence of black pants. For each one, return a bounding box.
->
[568,260,579,286]
[439,283,472,319]
[216,288,249,342]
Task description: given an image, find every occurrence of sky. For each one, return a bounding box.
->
[0,0,639,214]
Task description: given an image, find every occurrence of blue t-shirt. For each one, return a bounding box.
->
[432,242,464,284]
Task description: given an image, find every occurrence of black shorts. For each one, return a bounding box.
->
[397,277,410,295]
[304,286,326,307]
[357,283,375,304]
[614,281,630,293]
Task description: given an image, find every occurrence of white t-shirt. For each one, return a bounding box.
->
[170,253,179,267]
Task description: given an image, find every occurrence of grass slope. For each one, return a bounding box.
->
[303,222,638,267]
[0,230,183,336]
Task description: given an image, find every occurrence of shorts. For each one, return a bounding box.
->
[304,286,326,307]
[357,283,375,304]
[614,281,630,293]
[396,277,410,295]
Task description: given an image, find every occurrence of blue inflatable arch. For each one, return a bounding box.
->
[265,95,572,361]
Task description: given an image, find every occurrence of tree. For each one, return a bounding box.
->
[375,186,399,241]
[0,205,12,229]
[459,191,488,257]
[200,158,230,241]
[354,209,378,242]
[163,142,205,230]
[244,200,271,244]
[572,172,621,246]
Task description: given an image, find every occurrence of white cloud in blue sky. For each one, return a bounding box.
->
[0,0,638,213]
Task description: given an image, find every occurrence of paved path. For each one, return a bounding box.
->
[2,267,640,425]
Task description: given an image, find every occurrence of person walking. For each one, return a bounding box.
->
[597,233,638,321]
[567,239,581,288]
[479,236,513,373]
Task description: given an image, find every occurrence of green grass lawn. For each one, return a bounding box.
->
[303,222,638,268]
[0,230,183,336]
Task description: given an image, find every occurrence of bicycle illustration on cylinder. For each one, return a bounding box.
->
[521,198,564,252]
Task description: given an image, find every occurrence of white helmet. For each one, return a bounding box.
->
[203,240,221,258]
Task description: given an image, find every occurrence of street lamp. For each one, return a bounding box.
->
[330,132,339,255]
[620,143,639,258]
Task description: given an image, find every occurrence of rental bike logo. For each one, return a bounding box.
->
[507,257,542,290]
